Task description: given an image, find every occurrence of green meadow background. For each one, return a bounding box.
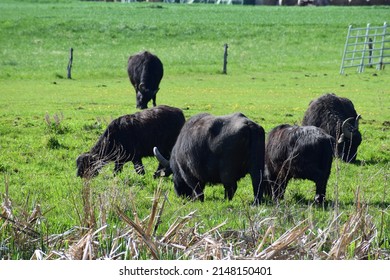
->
[0,0,389,259]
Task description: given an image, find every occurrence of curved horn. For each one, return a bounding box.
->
[138,83,145,92]
[341,117,354,139]
[355,114,361,130]
[153,147,170,168]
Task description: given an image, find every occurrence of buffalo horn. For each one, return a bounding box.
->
[355,114,361,130]
[138,83,145,91]
[153,147,170,168]
[341,117,355,140]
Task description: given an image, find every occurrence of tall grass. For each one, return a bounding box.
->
[2,174,388,260]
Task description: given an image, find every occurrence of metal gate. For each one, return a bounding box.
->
[340,22,389,74]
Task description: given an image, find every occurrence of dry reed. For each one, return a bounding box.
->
[1,175,388,260]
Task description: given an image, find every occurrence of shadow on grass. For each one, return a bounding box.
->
[354,159,390,166]
[282,194,390,210]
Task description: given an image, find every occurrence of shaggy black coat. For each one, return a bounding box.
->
[302,93,362,162]
[264,124,335,204]
[127,51,164,109]
[77,105,185,179]
[155,112,265,205]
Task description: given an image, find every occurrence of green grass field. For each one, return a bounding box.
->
[0,0,389,259]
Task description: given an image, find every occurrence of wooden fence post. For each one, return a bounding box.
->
[67,48,73,79]
[223,43,228,74]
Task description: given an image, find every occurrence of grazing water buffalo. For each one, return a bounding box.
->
[154,112,265,205]
[76,105,185,179]
[127,51,164,109]
[264,124,334,204]
[302,93,362,163]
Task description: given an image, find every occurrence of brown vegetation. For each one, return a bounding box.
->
[1,175,388,260]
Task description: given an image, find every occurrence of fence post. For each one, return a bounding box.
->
[340,25,352,74]
[378,22,387,70]
[67,48,73,79]
[368,38,373,68]
[223,43,228,74]
[359,24,371,73]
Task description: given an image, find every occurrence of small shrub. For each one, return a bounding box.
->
[0,164,10,173]
[46,136,61,150]
[44,112,69,135]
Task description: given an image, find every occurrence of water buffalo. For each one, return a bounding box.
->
[302,93,362,163]
[264,124,334,204]
[154,112,265,205]
[127,51,164,109]
[76,105,185,179]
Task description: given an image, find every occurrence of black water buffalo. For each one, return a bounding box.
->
[264,124,334,204]
[76,105,185,179]
[302,93,362,163]
[127,51,164,109]
[154,112,265,205]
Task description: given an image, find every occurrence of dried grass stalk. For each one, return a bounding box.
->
[116,207,159,259]
[82,180,95,229]
[328,205,377,260]
[255,220,309,259]
[159,210,197,244]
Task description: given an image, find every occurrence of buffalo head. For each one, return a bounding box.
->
[136,83,159,109]
[337,114,362,162]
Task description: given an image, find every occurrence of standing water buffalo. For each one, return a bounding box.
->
[127,51,164,109]
[264,124,335,204]
[302,93,362,163]
[153,112,265,205]
[76,105,185,179]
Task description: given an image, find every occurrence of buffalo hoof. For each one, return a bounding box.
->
[314,194,325,204]
[153,169,166,178]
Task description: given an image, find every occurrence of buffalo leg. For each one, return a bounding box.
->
[193,183,205,202]
[223,182,238,201]
[305,167,329,203]
[250,167,263,205]
[133,160,145,175]
[114,162,124,174]
[314,180,327,204]
[271,179,288,201]
[276,182,288,200]
[272,167,290,201]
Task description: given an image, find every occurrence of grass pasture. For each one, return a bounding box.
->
[0,0,389,260]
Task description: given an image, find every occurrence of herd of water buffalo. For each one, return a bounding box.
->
[76,50,362,205]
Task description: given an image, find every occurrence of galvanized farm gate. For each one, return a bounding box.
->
[340,22,389,74]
